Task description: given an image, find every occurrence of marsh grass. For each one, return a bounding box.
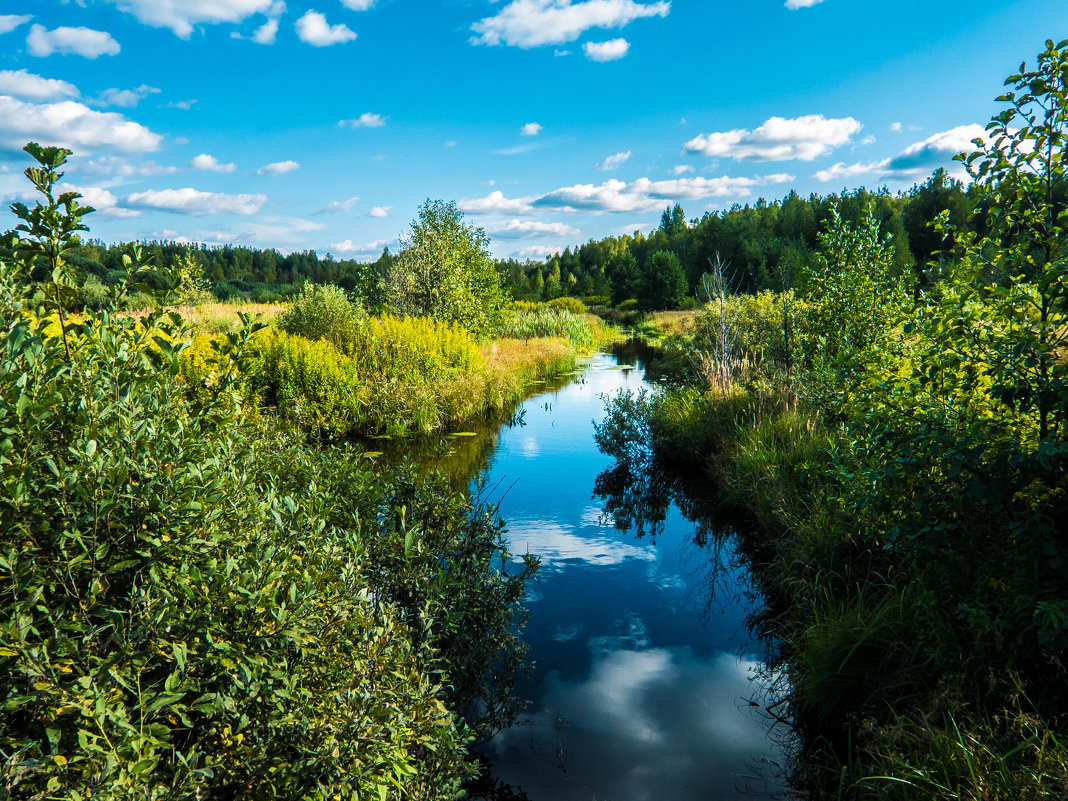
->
[182,313,586,439]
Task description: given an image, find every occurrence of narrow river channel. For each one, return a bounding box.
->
[475,351,788,801]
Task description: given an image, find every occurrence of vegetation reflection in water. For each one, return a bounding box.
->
[456,351,790,801]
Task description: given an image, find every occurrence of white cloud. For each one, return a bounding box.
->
[584,37,629,61]
[0,69,79,101]
[81,155,179,177]
[94,84,160,108]
[515,244,563,259]
[367,205,390,217]
[785,0,826,8]
[471,0,670,48]
[890,121,902,132]
[460,190,535,214]
[27,24,121,58]
[296,10,356,46]
[322,196,360,213]
[520,121,543,136]
[66,184,140,218]
[167,99,198,110]
[672,164,694,175]
[104,0,275,38]
[684,114,862,162]
[190,153,237,172]
[884,123,985,179]
[0,96,162,153]
[489,219,581,238]
[126,187,268,215]
[252,17,279,44]
[507,520,655,568]
[463,173,792,217]
[597,150,631,170]
[814,160,889,182]
[339,0,376,8]
[257,159,300,175]
[329,238,390,255]
[0,15,33,35]
[338,112,386,128]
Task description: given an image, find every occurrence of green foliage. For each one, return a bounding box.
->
[385,200,506,337]
[276,282,365,352]
[546,296,587,314]
[495,303,596,348]
[802,203,911,368]
[639,250,687,310]
[0,145,537,800]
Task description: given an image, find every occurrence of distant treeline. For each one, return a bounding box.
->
[54,167,980,309]
[504,167,978,306]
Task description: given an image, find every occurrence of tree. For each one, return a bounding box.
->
[385,199,505,336]
[950,37,1068,442]
[638,250,687,310]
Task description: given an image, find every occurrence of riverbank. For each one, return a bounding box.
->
[179,296,614,439]
[607,304,1068,800]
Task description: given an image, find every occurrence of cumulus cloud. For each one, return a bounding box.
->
[367,205,390,217]
[0,96,162,153]
[460,190,535,214]
[81,155,179,177]
[684,114,862,162]
[252,17,279,44]
[190,153,237,172]
[339,0,376,8]
[257,159,300,175]
[66,184,140,218]
[104,0,275,38]
[329,238,390,255]
[489,219,581,238]
[520,121,543,136]
[890,121,902,132]
[596,150,631,170]
[338,112,386,128]
[884,124,985,179]
[296,10,356,46]
[462,173,792,216]
[515,244,561,259]
[0,69,79,101]
[0,15,33,35]
[471,0,670,48]
[814,160,890,182]
[322,196,360,213]
[125,187,268,215]
[27,24,121,58]
[785,0,826,7]
[672,164,694,175]
[584,38,629,61]
[94,85,160,108]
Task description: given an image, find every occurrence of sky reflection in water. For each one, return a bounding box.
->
[478,353,786,800]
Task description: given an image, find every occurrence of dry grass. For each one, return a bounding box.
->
[644,309,699,337]
[124,302,285,332]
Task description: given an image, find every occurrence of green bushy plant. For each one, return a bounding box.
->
[277,283,365,352]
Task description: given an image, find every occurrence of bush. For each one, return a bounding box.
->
[547,296,587,314]
[277,283,364,352]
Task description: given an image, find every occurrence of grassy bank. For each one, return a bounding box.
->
[179,289,612,439]
[604,110,1068,798]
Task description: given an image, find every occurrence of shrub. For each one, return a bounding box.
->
[547,296,587,314]
[277,283,364,352]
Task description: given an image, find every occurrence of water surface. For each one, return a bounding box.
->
[476,352,786,800]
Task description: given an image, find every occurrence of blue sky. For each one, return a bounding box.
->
[0,0,1065,260]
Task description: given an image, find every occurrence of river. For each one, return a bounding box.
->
[470,351,788,800]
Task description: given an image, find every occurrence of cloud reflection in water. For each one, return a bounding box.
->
[486,643,782,800]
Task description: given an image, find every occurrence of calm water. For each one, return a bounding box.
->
[475,351,787,801]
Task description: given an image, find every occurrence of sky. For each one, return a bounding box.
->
[0,0,1066,261]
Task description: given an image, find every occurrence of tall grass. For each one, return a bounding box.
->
[182,313,586,439]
